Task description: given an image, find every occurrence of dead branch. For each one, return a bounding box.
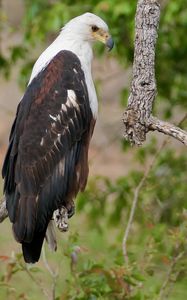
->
[42,244,59,300]
[123,0,187,146]
[122,171,147,263]
[149,116,187,145]
[24,263,51,299]
[0,197,8,222]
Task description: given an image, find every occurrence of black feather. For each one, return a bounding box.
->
[22,227,47,263]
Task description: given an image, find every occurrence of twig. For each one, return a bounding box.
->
[177,113,187,127]
[42,244,59,300]
[122,148,157,263]
[0,197,8,222]
[23,263,51,299]
[42,243,58,278]
[122,114,187,263]
[149,116,187,146]
[156,251,185,300]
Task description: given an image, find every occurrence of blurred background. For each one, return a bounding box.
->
[0,0,187,299]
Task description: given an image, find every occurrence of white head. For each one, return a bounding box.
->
[61,12,114,50]
[29,13,113,86]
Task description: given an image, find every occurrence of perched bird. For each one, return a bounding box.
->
[2,13,114,263]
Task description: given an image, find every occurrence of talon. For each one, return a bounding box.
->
[67,205,75,218]
[53,207,69,232]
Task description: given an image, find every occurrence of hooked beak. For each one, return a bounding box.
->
[106,36,114,51]
[92,29,114,51]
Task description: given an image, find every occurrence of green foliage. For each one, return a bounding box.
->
[1,143,186,299]
[78,147,187,228]
[0,0,187,299]
[0,204,187,299]
[156,0,187,113]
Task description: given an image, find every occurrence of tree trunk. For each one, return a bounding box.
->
[123,0,187,146]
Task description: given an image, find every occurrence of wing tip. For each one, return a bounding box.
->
[22,229,46,263]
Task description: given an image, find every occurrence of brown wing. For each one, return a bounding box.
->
[2,50,95,261]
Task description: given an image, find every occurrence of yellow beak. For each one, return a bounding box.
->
[92,29,114,51]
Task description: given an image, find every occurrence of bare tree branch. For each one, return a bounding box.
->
[0,197,8,222]
[149,116,187,146]
[122,171,147,263]
[23,263,51,299]
[123,0,187,146]
[42,244,59,300]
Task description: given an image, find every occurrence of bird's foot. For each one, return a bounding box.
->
[53,207,69,232]
[67,202,75,218]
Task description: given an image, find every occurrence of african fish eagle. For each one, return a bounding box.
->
[2,13,114,263]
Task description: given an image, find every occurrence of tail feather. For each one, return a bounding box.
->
[22,228,46,263]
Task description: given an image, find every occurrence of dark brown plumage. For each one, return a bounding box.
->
[2,50,95,263]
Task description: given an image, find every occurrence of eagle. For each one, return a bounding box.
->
[2,13,114,263]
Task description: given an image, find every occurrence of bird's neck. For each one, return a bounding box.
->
[57,31,93,70]
[28,32,98,118]
[29,33,93,84]
[56,32,98,118]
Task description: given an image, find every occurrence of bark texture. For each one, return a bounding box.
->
[123,0,187,146]
[0,197,8,222]
[149,116,187,145]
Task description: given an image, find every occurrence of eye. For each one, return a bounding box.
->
[91,25,99,32]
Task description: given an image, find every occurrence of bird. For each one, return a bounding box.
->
[2,12,114,263]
